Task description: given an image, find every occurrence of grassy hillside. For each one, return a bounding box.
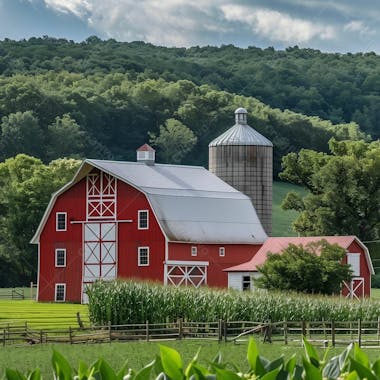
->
[272,181,306,237]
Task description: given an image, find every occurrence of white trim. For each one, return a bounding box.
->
[219,247,225,257]
[191,246,197,256]
[138,246,150,266]
[55,283,66,302]
[138,210,149,230]
[165,260,209,266]
[56,212,67,231]
[36,243,40,301]
[55,248,66,267]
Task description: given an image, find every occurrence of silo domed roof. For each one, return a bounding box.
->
[209,108,273,147]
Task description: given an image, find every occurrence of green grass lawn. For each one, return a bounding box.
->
[0,300,89,330]
[272,181,307,237]
[1,339,380,378]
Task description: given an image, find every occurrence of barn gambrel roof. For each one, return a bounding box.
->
[31,159,267,244]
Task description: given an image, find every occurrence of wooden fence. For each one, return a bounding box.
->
[2,319,380,347]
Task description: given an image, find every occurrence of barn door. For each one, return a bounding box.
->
[165,261,208,288]
[343,278,364,299]
[82,171,117,303]
[82,222,117,303]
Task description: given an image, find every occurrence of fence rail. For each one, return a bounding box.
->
[2,319,380,347]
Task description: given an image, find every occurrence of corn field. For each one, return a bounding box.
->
[88,280,380,325]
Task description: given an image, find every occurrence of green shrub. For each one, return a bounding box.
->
[87,280,380,325]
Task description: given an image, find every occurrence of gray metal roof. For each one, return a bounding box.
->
[31,159,267,244]
[209,108,273,147]
[88,160,267,244]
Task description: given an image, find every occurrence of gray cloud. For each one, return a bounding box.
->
[21,0,380,52]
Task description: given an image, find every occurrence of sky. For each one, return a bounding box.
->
[0,0,379,53]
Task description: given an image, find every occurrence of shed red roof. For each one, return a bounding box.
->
[137,143,155,152]
[225,236,373,273]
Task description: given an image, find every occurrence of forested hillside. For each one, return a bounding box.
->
[0,72,366,174]
[0,37,379,139]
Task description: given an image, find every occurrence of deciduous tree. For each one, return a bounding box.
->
[255,240,352,294]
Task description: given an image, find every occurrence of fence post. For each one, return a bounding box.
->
[2,329,5,347]
[178,318,183,340]
[108,321,112,343]
[224,320,228,342]
[283,321,288,345]
[377,316,380,345]
[40,330,43,344]
[358,319,362,347]
[25,321,28,335]
[218,319,222,342]
[301,321,306,339]
[331,321,335,347]
[146,321,149,342]
[69,327,73,344]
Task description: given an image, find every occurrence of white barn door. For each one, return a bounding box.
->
[82,171,117,303]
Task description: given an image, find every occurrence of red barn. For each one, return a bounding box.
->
[225,236,374,298]
[31,145,267,303]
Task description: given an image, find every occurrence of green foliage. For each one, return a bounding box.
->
[2,338,380,380]
[0,38,379,139]
[255,240,352,294]
[0,155,80,286]
[88,280,380,325]
[0,72,367,174]
[149,118,197,163]
[280,139,380,240]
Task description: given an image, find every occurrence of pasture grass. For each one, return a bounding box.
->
[272,181,307,237]
[0,300,89,330]
[1,340,380,379]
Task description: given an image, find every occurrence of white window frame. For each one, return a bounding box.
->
[138,246,150,266]
[191,246,197,257]
[56,212,67,231]
[347,253,361,277]
[55,248,66,267]
[219,247,225,257]
[242,275,251,291]
[55,283,66,302]
[138,210,149,230]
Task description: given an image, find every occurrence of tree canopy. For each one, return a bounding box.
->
[280,139,380,240]
[0,38,379,139]
[255,240,352,294]
[0,154,80,286]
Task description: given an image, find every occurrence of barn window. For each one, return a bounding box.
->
[191,246,197,256]
[55,283,66,302]
[138,247,149,266]
[242,276,251,291]
[56,212,67,231]
[138,210,149,230]
[219,247,225,257]
[347,253,360,277]
[55,248,66,267]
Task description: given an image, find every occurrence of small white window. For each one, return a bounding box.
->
[219,247,225,257]
[347,253,360,277]
[56,212,67,231]
[138,210,149,230]
[55,248,66,267]
[242,276,251,291]
[55,283,66,302]
[138,247,149,266]
[191,246,197,256]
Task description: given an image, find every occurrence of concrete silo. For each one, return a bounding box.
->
[209,108,273,235]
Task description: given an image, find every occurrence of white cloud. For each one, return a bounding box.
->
[344,20,374,36]
[44,0,92,17]
[221,4,335,43]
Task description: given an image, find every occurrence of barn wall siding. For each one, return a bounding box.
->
[38,179,86,302]
[117,181,166,283]
[168,242,259,287]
